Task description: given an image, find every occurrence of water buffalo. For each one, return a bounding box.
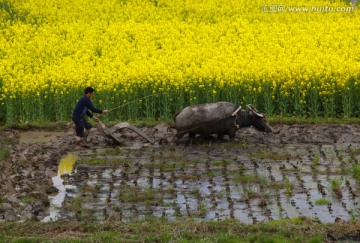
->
[173,102,272,143]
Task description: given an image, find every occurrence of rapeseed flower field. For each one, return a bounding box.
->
[0,0,359,122]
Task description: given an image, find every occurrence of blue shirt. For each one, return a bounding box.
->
[72,95,102,120]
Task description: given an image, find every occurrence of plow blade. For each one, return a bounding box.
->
[98,120,154,145]
[109,122,154,144]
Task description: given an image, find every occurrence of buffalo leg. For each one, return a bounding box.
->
[227,128,237,141]
[216,133,225,140]
[189,132,196,145]
[172,132,185,144]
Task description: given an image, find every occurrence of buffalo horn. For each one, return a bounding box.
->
[246,104,264,117]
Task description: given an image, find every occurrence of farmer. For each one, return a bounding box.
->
[72,87,109,146]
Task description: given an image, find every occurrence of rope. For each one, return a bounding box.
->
[109,93,172,111]
[232,106,242,128]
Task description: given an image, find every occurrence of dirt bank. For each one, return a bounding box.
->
[1,122,360,222]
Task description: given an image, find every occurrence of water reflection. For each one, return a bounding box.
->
[42,153,77,222]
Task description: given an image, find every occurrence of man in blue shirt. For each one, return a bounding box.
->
[72,87,109,146]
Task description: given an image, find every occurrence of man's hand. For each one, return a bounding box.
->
[102,110,109,114]
[93,116,99,122]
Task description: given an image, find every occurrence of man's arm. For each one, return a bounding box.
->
[86,110,93,118]
[86,98,103,114]
[85,98,109,119]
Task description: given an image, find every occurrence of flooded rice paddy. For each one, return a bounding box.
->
[53,141,360,224]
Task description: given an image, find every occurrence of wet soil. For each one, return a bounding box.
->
[2,122,360,223]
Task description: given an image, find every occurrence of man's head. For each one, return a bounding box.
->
[85,87,95,99]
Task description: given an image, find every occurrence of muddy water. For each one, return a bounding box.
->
[53,142,360,224]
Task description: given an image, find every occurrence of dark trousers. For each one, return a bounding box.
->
[73,118,92,137]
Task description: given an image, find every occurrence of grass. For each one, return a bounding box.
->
[4,218,360,242]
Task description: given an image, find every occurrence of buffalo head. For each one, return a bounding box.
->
[247,104,272,133]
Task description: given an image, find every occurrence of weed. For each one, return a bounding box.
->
[314,198,330,205]
[91,231,121,242]
[207,171,215,177]
[353,164,360,181]
[64,195,97,221]
[7,121,69,131]
[219,141,245,149]
[330,178,343,198]
[198,201,207,217]
[239,137,248,149]
[243,189,263,200]
[213,159,231,167]
[174,204,181,217]
[312,156,320,167]
[161,187,176,194]
[232,174,268,185]
[0,136,16,146]
[216,233,242,242]
[250,151,294,160]
[147,162,176,173]
[130,118,173,127]
[80,157,131,165]
[20,196,37,204]
[277,205,284,217]
[189,188,201,198]
[267,181,285,189]
[0,148,10,162]
[337,151,345,161]
[64,196,84,212]
[80,185,101,194]
[284,177,294,195]
[258,197,267,207]
[98,148,124,156]
[80,157,106,165]
[118,186,160,204]
[349,209,359,222]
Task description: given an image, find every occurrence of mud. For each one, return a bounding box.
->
[1,123,360,223]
